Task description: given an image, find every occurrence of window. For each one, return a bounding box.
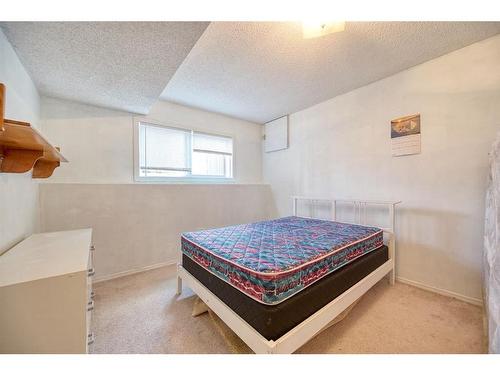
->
[192,132,233,178]
[136,121,233,181]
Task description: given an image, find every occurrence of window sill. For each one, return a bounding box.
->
[134,176,236,184]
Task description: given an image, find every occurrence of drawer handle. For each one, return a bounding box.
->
[88,268,95,277]
[90,245,95,252]
[90,291,95,299]
[87,332,95,345]
[87,300,94,311]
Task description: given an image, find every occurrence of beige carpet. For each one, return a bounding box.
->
[90,265,484,354]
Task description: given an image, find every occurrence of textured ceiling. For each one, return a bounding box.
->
[0,22,209,114]
[2,22,499,122]
[161,22,500,123]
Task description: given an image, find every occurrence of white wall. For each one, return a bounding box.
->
[0,30,40,253]
[38,96,271,279]
[40,97,263,184]
[263,34,500,302]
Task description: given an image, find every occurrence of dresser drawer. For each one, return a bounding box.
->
[86,244,95,300]
[86,243,95,352]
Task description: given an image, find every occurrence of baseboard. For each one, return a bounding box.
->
[94,263,483,306]
[94,260,177,283]
[396,276,483,306]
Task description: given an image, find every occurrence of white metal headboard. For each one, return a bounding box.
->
[292,196,401,234]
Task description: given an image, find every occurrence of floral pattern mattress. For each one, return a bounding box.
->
[181,216,384,305]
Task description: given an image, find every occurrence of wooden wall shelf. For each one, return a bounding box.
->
[0,83,67,178]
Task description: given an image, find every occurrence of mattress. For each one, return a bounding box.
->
[182,245,389,341]
[181,216,384,305]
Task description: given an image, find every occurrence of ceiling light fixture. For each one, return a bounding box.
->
[302,21,345,39]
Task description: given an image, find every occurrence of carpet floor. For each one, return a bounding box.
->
[89,265,484,354]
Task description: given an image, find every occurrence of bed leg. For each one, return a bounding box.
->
[176,275,182,295]
[388,234,396,286]
[388,270,395,285]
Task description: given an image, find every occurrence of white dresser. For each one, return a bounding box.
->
[0,229,95,353]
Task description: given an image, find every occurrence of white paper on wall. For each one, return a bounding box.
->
[391,133,421,156]
[264,116,288,153]
[484,130,500,354]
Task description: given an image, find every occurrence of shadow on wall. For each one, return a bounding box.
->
[41,97,134,121]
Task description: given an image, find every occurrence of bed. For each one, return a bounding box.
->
[176,197,400,353]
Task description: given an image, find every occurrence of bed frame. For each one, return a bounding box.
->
[176,197,401,354]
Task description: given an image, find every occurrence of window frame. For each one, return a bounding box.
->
[133,118,235,183]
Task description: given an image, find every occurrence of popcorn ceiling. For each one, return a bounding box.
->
[1,22,499,122]
[161,22,500,123]
[0,22,209,114]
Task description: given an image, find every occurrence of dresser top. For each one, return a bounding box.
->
[0,229,92,287]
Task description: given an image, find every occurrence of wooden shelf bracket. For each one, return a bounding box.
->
[0,148,44,173]
[32,159,61,179]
